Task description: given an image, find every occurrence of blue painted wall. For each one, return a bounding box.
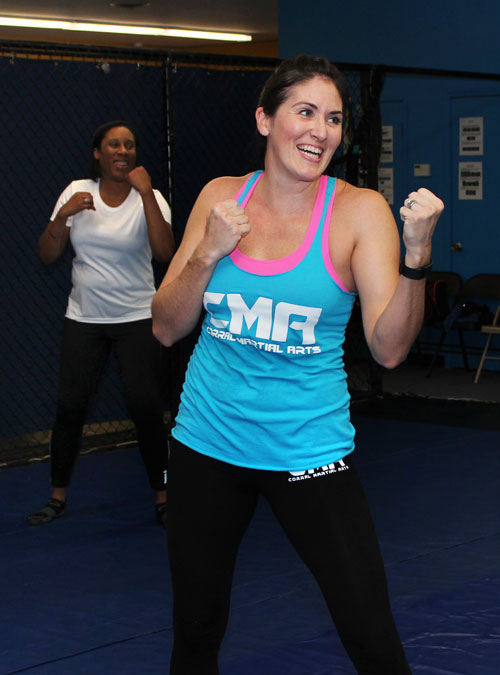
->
[279,0,500,75]
[279,0,500,277]
[379,73,500,278]
[279,1,500,368]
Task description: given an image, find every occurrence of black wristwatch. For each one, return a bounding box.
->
[399,260,433,280]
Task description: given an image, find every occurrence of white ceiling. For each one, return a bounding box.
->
[0,0,278,53]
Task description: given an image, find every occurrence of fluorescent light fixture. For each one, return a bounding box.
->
[0,16,252,42]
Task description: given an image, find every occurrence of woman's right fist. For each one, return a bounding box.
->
[59,192,95,218]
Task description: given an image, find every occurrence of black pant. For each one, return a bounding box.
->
[50,317,167,491]
[168,439,411,674]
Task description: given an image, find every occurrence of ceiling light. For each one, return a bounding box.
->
[0,16,252,42]
[108,2,151,7]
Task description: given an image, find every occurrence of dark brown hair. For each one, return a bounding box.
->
[259,55,350,117]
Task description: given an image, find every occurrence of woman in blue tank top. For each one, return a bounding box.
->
[153,55,443,674]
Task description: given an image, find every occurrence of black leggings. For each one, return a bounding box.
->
[50,317,167,491]
[168,440,411,675]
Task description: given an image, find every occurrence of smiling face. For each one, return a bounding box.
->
[93,126,137,181]
[256,75,344,182]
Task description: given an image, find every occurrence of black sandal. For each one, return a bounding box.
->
[27,498,66,525]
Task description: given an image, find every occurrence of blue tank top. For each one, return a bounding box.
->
[172,171,357,471]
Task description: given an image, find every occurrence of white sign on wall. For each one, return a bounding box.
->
[380,125,394,163]
[459,117,483,155]
[459,161,483,200]
[378,167,394,205]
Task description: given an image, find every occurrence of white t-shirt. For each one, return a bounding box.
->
[50,179,171,323]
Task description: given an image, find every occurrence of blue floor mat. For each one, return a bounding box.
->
[1,417,499,674]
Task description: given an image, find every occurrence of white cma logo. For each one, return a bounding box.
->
[204,293,322,345]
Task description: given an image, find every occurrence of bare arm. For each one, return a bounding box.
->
[152,178,250,347]
[39,191,94,265]
[352,188,444,369]
[126,166,174,263]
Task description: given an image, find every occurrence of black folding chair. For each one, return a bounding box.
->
[426,273,500,378]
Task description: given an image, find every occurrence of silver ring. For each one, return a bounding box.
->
[406,198,416,209]
[84,198,91,204]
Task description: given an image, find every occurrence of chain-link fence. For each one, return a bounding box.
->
[0,42,383,467]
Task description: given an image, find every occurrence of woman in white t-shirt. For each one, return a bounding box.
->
[28,121,174,527]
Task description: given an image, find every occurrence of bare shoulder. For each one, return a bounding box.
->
[183,173,253,235]
[198,173,254,205]
[336,181,393,221]
[165,174,253,282]
[334,180,396,242]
